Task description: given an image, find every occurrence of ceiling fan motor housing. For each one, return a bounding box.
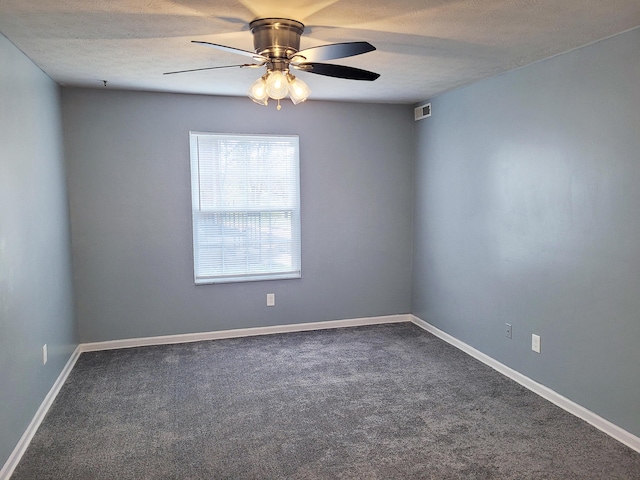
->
[250,18,304,71]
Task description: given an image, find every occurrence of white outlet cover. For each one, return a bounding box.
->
[42,344,48,365]
[267,293,275,307]
[532,334,541,353]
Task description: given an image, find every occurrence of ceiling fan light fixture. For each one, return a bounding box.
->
[248,76,269,105]
[288,75,310,105]
[173,18,378,109]
[265,70,289,100]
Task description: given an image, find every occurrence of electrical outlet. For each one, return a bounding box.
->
[531,334,541,353]
[505,323,512,339]
[266,293,275,307]
[42,344,48,365]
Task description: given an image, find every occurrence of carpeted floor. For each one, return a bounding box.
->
[11,323,640,479]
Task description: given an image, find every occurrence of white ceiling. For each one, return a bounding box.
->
[1,0,639,104]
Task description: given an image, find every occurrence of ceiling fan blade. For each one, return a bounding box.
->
[294,62,380,81]
[163,63,263,75]
[291,42,375,62]
[192,41,267,61]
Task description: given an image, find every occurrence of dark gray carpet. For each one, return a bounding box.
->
[11,323,640,479]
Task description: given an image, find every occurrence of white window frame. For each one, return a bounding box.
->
[189,132,301,284]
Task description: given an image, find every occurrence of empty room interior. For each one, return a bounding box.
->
[1,0,640,478]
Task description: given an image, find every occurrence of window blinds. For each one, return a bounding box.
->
[190,132,301,284]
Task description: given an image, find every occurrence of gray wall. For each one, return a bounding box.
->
[0,34,77,468]
[412,28,640,437]
[62,89,414,342]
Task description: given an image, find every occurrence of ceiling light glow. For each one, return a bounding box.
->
[248,70,311,109]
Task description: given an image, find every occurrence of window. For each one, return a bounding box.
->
[189,132,301,284]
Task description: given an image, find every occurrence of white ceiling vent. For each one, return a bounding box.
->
[414,103,431,121]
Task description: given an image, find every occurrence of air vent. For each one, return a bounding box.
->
[414,103,431,121]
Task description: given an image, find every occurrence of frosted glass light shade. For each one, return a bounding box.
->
[248,77,268,105]
[265,71,289,100]
[288,76,310,104]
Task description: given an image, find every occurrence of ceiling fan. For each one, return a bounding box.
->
[164,18,380,109]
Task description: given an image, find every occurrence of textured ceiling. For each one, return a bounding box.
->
[1,0,639,104]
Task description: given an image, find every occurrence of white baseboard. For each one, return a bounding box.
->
[0,346,82,480]
[79,314,411,352]
[410,315,640,454]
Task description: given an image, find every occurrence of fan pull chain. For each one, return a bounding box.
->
[277,99,282,111]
